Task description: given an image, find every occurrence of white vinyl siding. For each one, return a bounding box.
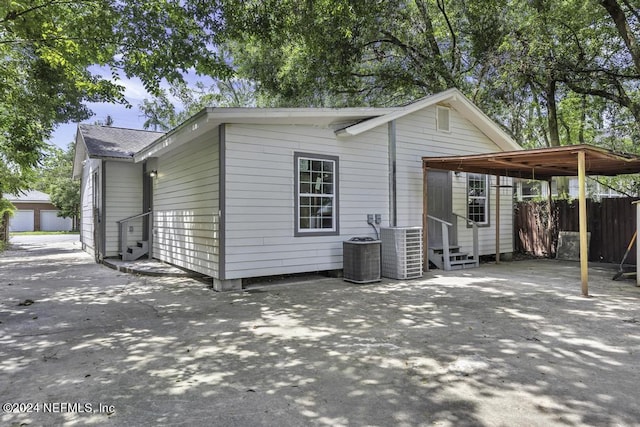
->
[395,104,513,255]
[104,162,143,256]
[223,123,388,280]
[453,174,513,255]
[153,132,219,277]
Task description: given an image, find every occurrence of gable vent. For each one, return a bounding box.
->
[436,106,450,132]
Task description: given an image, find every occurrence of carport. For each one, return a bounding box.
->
[422,144,640,297]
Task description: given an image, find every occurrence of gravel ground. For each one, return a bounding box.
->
[1,235,639,426]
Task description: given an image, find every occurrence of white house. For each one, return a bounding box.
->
[72,88,521,290]
[72,126,164,261]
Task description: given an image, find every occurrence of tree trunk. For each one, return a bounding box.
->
[546,79,560,147]
[545,79,570,196]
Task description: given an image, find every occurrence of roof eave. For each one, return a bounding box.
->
[134,107,394,161]
[337,89,461,137]
[134,109,209,162]
[72,127,88,179]
[337,88,521,152]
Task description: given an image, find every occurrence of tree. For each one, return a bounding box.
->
[0,0,235,197]
[94,115,115,126]
[35,144,80,231]
[226,0,640,151]
[139,78,256,130]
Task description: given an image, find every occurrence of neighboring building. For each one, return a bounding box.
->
[72,88,521,290]
[514,177,634,201]
[4,190,73,232]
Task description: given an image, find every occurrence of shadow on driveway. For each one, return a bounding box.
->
[1,235,639,426]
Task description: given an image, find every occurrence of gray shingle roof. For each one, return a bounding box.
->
[78,124,164,159]
[4,190,51,202]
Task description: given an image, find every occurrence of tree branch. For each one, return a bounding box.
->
[413,0,456,89]
[621,0,640,22]
[599,0,640,74]
[565,80,640,122]
[2,1,100,24]
[436,0,458,74]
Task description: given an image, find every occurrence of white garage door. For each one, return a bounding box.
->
[10,210,35,232]
[40,210,73,232]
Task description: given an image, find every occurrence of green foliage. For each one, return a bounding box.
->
[0,197,15,219]
[0,0,234,191]
[35,144,80,229]
[0,197,15,247]
[226,0,640,151]
[139,79,256,130]
[2,0,639,187]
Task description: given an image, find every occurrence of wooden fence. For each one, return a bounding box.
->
[514,198,638,264]
[0,212,8,244]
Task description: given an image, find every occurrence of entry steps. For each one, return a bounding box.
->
[428,245,478,271]
[121,240,149,261]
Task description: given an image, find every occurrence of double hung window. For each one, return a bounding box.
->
[467,173,489,225]
[295,153,339,236]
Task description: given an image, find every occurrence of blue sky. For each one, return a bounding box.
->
[48,66,213,150]
[48,74,152,150]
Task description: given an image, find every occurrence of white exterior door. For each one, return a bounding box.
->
[41,210,73,231]
[10,210,35,232]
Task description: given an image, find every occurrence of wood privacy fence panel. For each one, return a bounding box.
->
[515,198,638,264]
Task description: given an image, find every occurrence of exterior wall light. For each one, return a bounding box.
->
[149,170,158,178]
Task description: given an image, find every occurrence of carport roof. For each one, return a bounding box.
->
[422,144,640,181]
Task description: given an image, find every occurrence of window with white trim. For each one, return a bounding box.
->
[467,173,489,225]
[295,153,339,236]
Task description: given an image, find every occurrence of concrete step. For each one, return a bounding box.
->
[430,245,462,254]
[449,259,479,270]
[122,240,149,261]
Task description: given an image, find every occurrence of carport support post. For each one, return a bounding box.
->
[422,164,429,271]
[636,201,640,286]
[547,179,553,257]
[495,175,500,263]
[578,151,589,296]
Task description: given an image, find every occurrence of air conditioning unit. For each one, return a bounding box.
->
[343,237,381,283]
[381,227,423,280]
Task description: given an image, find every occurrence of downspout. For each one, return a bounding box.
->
[218,123,226,281]
[388,120,397,227]
[100,162,107,260]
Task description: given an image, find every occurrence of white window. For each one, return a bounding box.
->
[295,153,339,236]
[436,106,450,132]
[467,173,489,225]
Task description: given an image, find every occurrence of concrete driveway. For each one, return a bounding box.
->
[1,235,640,426]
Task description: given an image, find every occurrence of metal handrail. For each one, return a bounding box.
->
[427,215,452,270]
[118,211,153,260]
[452,212,480,227]
[426,214,453,227]
[117,211,152,223]
[452,212,480,267]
